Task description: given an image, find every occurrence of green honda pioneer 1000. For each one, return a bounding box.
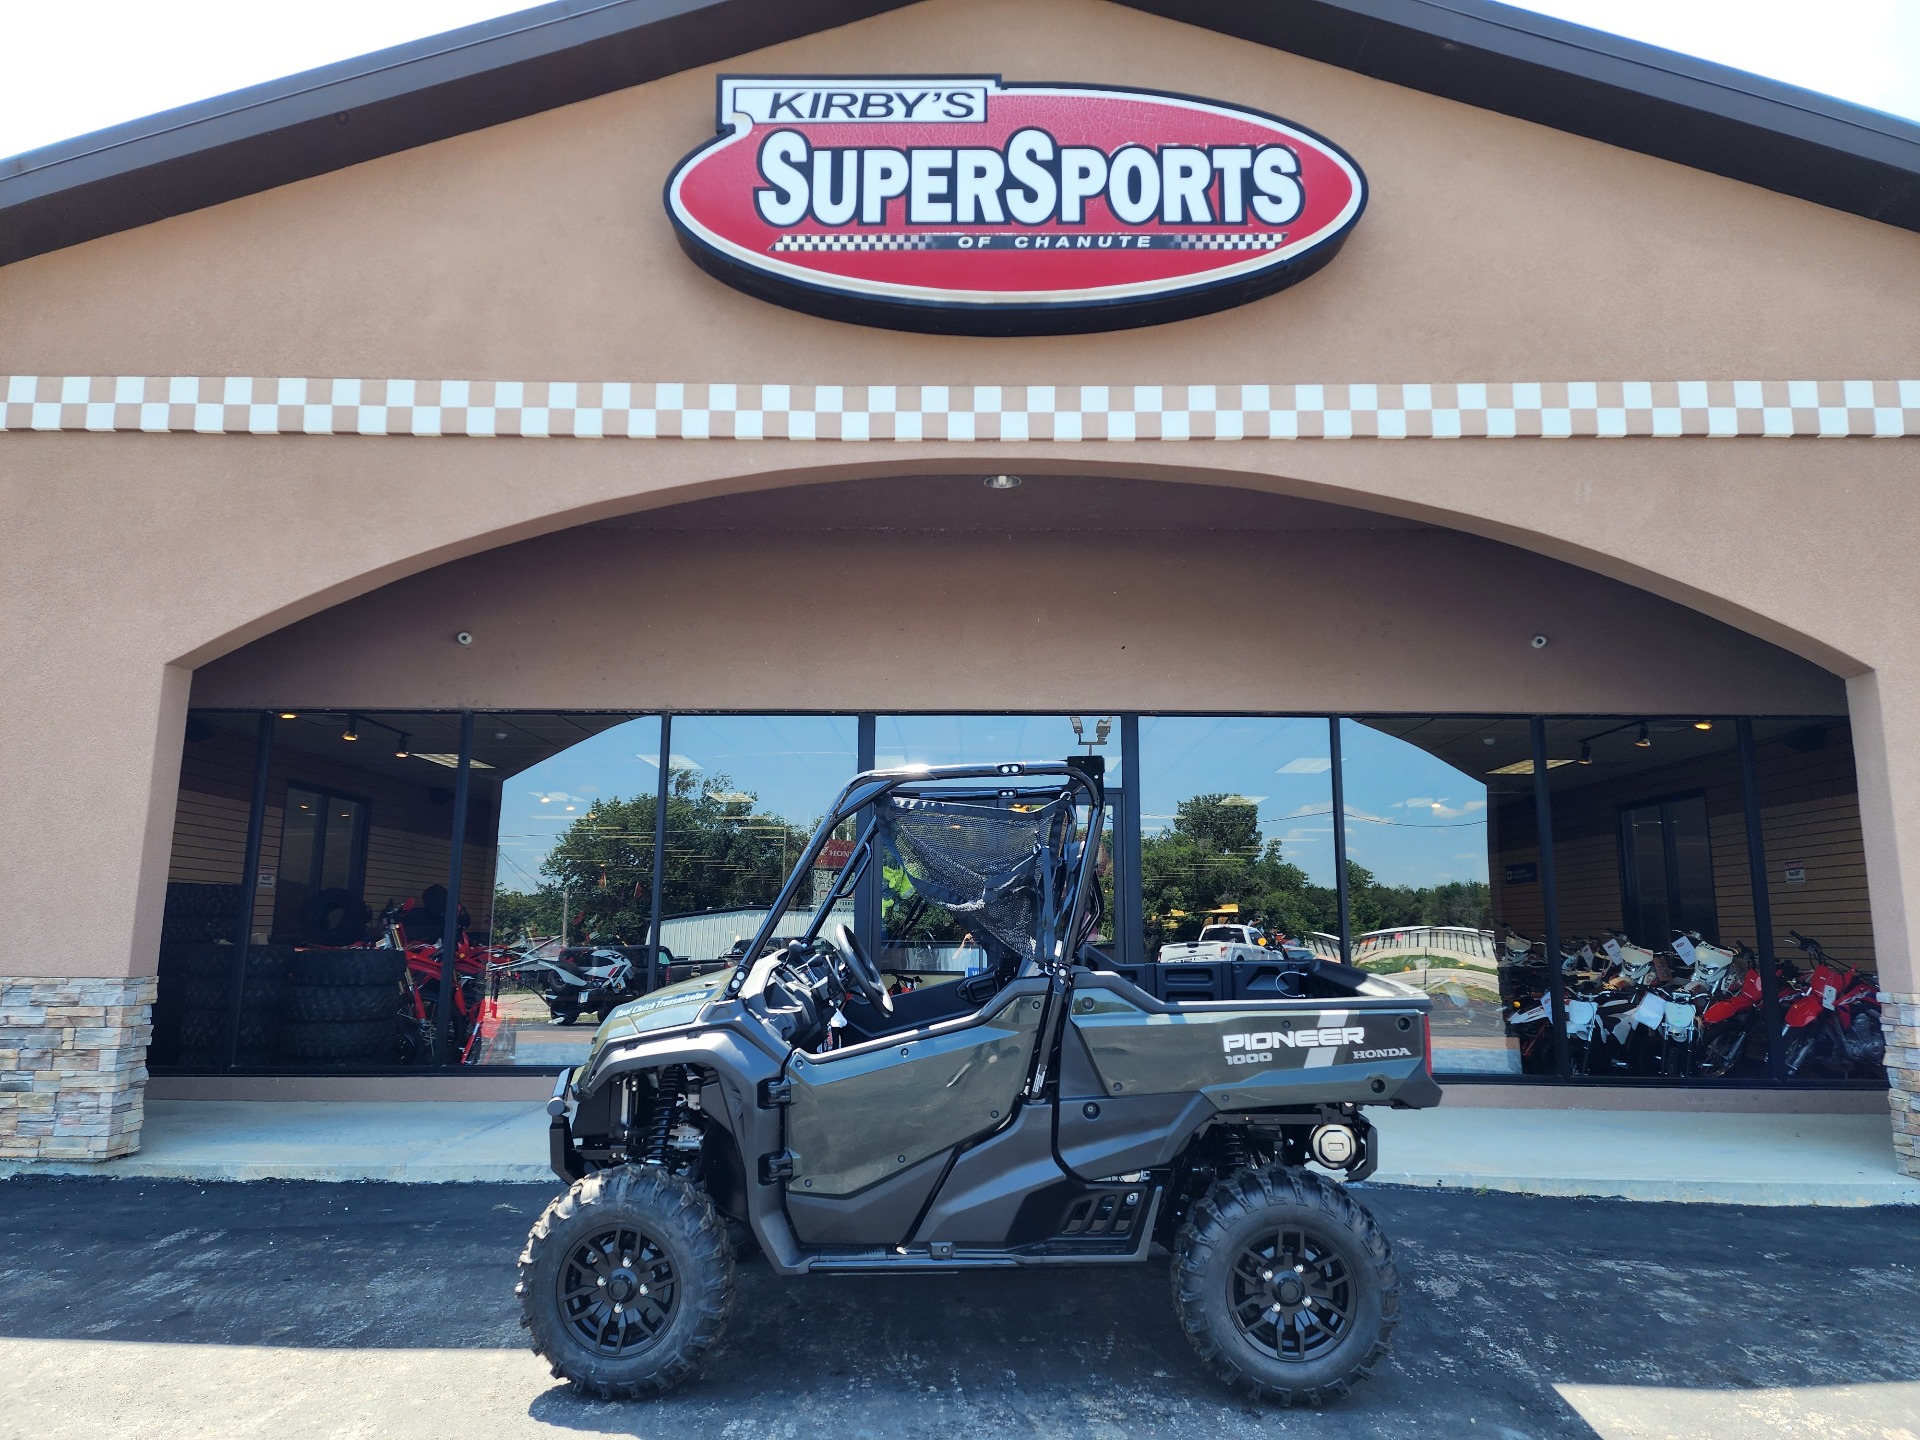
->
[521,756,1440,1406]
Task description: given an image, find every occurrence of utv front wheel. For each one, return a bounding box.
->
[518,1167,734,1399]
[1173,1167,1399,1406]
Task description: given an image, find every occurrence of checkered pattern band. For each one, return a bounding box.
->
[770,233,934,252]
[766,232,1287,253]
[3,377,1917,440]
[1167,233,1286,250]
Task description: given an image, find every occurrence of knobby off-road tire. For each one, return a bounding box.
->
[284,983,397,1024]
[1173,1166,1400,1407]
[183,943,290,982]
[183,977,287,1014]
[278,1019,393,1060]
[290,949,408,988]
[518,1166,734,1400]
[178,1011,277,1053]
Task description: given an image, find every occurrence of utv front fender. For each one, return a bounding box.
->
[558,1015,810,1273]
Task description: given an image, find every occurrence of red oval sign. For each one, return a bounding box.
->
[666,76,1367,335]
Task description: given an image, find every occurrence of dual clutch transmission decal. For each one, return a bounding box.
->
[666,75,1367,335]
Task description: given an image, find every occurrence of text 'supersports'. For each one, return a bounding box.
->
[665,76,1366,333]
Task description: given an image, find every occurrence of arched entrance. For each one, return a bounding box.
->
[144,472,1886,1099]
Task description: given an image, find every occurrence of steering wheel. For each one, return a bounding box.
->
[830,924,893,1016]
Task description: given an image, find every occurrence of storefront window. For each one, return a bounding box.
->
[1127,717,1335,1000]
[264,711,476,1069]
[1342,718,1528,1076]
[1533,717,1763,1081]
[657,715,858,965]
[878,715,1121,972]
[154,710,475,1070]
[152,712,268,1069]
[464,715,662,1069]
[1749,717,1883,1084]
[150,708,1882,1084]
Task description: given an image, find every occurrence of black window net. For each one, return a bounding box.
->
[874,791,1073,963]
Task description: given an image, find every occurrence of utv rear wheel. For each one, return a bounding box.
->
[518,1166,733,1399]
[1173,1166,1399,1406]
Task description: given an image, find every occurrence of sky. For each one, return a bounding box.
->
[0,0,1916,160]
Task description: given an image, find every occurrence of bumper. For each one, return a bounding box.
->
[547,1067,584,1183]
[1391,1068,1445,1109]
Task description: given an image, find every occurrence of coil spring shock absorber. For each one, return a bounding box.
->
[643,1064,688,1166]
[1216,1126,1250,1175]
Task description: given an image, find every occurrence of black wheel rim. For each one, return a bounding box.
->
[1228,1225,1356,1362]
[557,1224,678,1357]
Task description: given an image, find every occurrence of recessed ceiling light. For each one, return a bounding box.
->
[983,474,1022,490]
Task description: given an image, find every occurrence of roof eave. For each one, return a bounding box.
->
[0,0,914,265]
[4,0,1918,268]
[1117,0,1920,229]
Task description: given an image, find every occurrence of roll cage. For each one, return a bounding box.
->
[719,756,1108,1000]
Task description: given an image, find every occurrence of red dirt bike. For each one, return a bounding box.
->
[1693,945,1799,1078]
[381,900,509,1065]
[1780,931,1887,1079]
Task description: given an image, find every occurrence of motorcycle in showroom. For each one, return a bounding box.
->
[1780,930,1887,1078]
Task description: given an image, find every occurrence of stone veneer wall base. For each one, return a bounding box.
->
[1887,993,1920,1179]
[0,975,156,1163]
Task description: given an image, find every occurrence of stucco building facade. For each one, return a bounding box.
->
[2,0,1915,1170]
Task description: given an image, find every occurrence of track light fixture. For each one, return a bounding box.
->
[1635,722,1651,748]
[342,715,360,742]
[1579,741,1592,765]
[394,733,411,759]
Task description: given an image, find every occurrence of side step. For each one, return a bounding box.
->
[807,1248,1022,1273]
[806,1190,1163,1272]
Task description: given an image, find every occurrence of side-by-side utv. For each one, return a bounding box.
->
[520,757,1441,1406]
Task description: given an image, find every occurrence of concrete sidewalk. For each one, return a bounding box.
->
[4,1097,1917,1204]
[1368,1105,1920,1205]
[2,1100,556,1184]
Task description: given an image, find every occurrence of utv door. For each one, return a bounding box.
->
[781,979,1050,1237]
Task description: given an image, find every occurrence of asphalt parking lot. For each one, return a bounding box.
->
[0,1177,1914,1439]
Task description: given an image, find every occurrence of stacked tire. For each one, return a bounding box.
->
[169,942,292,1068]
[282,949,407,1065]
[160,881,246,945]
